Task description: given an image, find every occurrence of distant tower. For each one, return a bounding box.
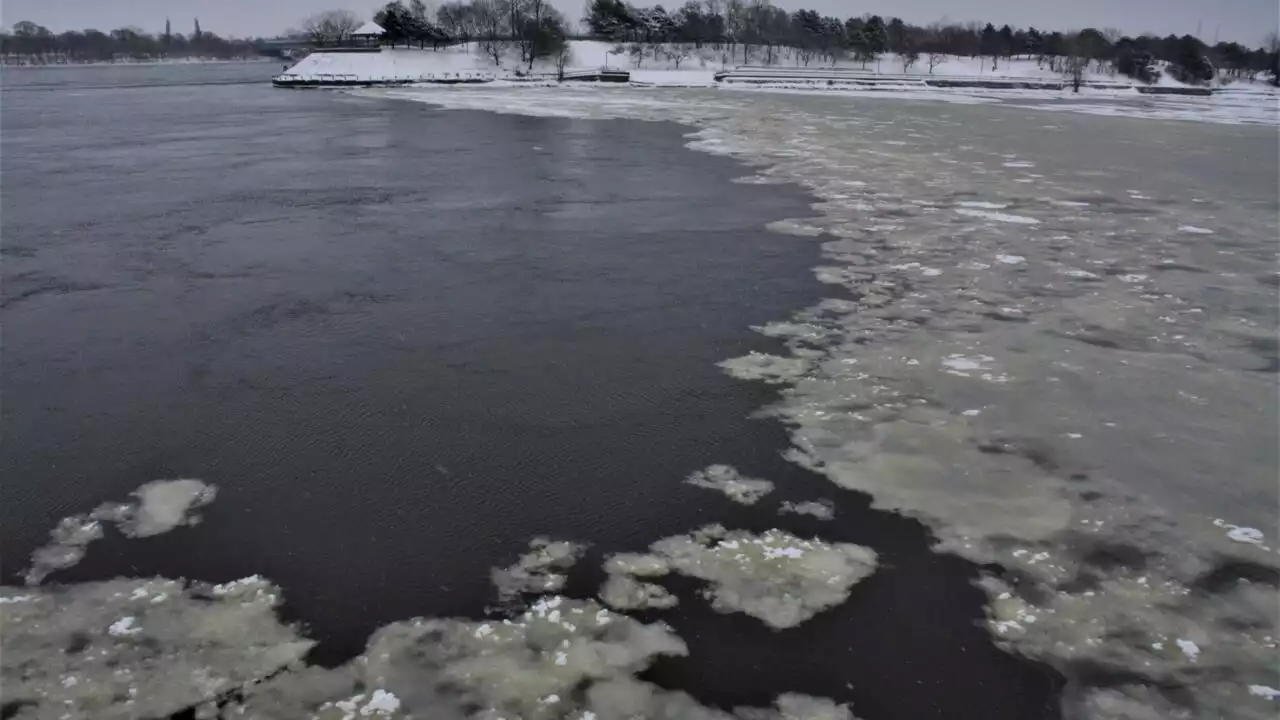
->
[194,17,202,40]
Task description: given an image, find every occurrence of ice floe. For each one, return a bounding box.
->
[685,464,775,505]
[492,537,587,602]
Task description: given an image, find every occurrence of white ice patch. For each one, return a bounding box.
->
[122,479,218,538]
[955,208,1040,225]
[996,254,1026,265]
[108,616,140,637]
[956,201,1009,209]
[1002,161,1035,168]
[1227,527,1265,545]
[1177,225,1215,235]
[1249,685,1280,700]
[1175,639,1201,662]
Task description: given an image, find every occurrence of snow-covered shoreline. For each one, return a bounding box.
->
[278,42,1278,126]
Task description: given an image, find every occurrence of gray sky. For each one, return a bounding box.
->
[3,0,1277,46]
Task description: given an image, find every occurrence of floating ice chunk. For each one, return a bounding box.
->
[211,575,270,597]
[23,479,217,585]
[995,254,1026,265]
[779,499,836,521]
[961,409,982,416]
[736,693,859,720]
[956,201,1009,209]
[491,537,586,602]
[600,574,679,611]
[364,690,401,715]
[604,553,670,577]
[641,526,877,628]
[1003,161,1035,168]
[941,355,994,374]
[1050,200,1090,207]
[1178,225,1214,235]
[766,219,825,237]
[685,464,775,505]
[719,352,810,384]
[108,616,140,637]
[1249,685,1280,700]
[120,479,217,538]
[1226,526,1264,545]
[1175,639,1200,661]
[955,208,1040,225]
[1118,274,1148,283]
[1064,269,1100,279]
[920,267,943,277]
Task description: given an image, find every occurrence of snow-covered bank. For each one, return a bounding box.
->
[281,42,1277,124]
[282,40,1264,91]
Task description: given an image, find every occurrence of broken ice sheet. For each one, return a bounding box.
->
[718,352,811,383]
[0,577,311,720]
[685,464,775,505]
[232,593,860,720]
[491,536,587,602]
[23,478,217,585]
[600,574,679,611]
[779,499,837,521]
[603,525,877,629]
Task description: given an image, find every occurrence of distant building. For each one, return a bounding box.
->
[350,21,385,48]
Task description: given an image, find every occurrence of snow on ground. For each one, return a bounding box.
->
[281,41,1139,86]
[284,41,1278,126]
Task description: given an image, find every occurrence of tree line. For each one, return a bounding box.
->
[583,0,1280,84]
[298,2,572,71]
[1,19,263,63]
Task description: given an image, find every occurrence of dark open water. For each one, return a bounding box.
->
[1,64,1060,718]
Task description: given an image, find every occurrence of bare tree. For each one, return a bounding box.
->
[1063,52,1087,92]
[302,9,362,46]
[555,43,572,79]
[524,0,545,70]
[665,43,692,69]
[901,47,920,72]
[472,0,505,65]
[927,52,945,74]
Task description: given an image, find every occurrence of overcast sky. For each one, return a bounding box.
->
[3,0,1277,46]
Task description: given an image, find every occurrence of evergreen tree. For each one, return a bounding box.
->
[863,15,887,55]
[998,24,1014,57]
[886,17,906,54]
